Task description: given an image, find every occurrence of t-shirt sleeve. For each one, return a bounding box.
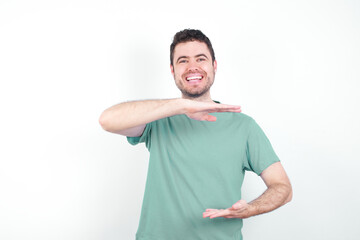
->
[244,118,280,175]
[126,122,152,149]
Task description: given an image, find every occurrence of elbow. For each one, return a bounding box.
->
[284,185,293,204]
[99,110,127,133]
[99,111,111,131]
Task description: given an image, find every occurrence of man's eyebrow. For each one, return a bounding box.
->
[176,54,209,63]
[195,54,209,59]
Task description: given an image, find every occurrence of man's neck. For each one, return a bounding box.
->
[181,92,213,103]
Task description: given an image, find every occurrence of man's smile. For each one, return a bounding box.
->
[185,73,204,84]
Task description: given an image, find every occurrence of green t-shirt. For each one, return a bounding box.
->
[127,112,280,240]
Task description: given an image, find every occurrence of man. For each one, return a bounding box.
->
[99,29,292,240]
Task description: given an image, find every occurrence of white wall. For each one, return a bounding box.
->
[1,0,359,239]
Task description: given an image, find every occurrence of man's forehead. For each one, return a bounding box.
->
[173,41,211,57]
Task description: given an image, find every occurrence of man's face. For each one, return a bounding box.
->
[171,41,217,99]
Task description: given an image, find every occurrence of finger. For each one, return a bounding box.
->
[203,212,218,218]
[203,210,220,215]
[208,109,242,114]
[209,209,232,219]
[230,200,247,210]
[217,104,241,110]
[209,105,241,110]
[192,102,240,113]
[216,107,242,113]
[208,108,241,113]
[205,209,218,212]
[204,114,217,121]
[203,209,228,218]
[203,209,221,218]
[203,212,213,218]
[230,203,241,210]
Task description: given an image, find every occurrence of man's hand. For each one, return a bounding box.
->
[99,98,241,137]
[203,162,292,220]
[183,100,241,121]
[202,200,252,219]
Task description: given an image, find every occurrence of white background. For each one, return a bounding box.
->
[1,0,360,239]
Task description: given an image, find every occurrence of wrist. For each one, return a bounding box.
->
[174,98,190,115]
[245,202,258,218]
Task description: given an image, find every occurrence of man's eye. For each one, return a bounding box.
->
[179,60,187,63]
[198,58,206,62]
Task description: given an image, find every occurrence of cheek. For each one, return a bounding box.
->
[201,64,213,73]
[174,67,185,78]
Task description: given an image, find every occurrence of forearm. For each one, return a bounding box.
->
[203,163,292,220]
[247,183,292,217]
[99,98,186,134]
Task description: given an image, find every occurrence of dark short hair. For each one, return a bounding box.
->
[170,29,216,66]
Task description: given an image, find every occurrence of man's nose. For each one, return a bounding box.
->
[187,59,199,71]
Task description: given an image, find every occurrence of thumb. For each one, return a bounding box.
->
[231,200,246,210]
[205,114,217,121]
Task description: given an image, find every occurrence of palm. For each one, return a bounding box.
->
[184,100,241,121]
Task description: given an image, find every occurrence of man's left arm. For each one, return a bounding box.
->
[203,162,292,219]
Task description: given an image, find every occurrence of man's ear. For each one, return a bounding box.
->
[213,60,217,73]
[170,64,175,77]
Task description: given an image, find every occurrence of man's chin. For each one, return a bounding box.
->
[181,89,208,99]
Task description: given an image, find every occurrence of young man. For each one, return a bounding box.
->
[99,29,292,240]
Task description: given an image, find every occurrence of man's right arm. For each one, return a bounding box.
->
[99,99,186,137]
[98,98,241,137]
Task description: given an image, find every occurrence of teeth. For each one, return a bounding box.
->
[186,76,202,81]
